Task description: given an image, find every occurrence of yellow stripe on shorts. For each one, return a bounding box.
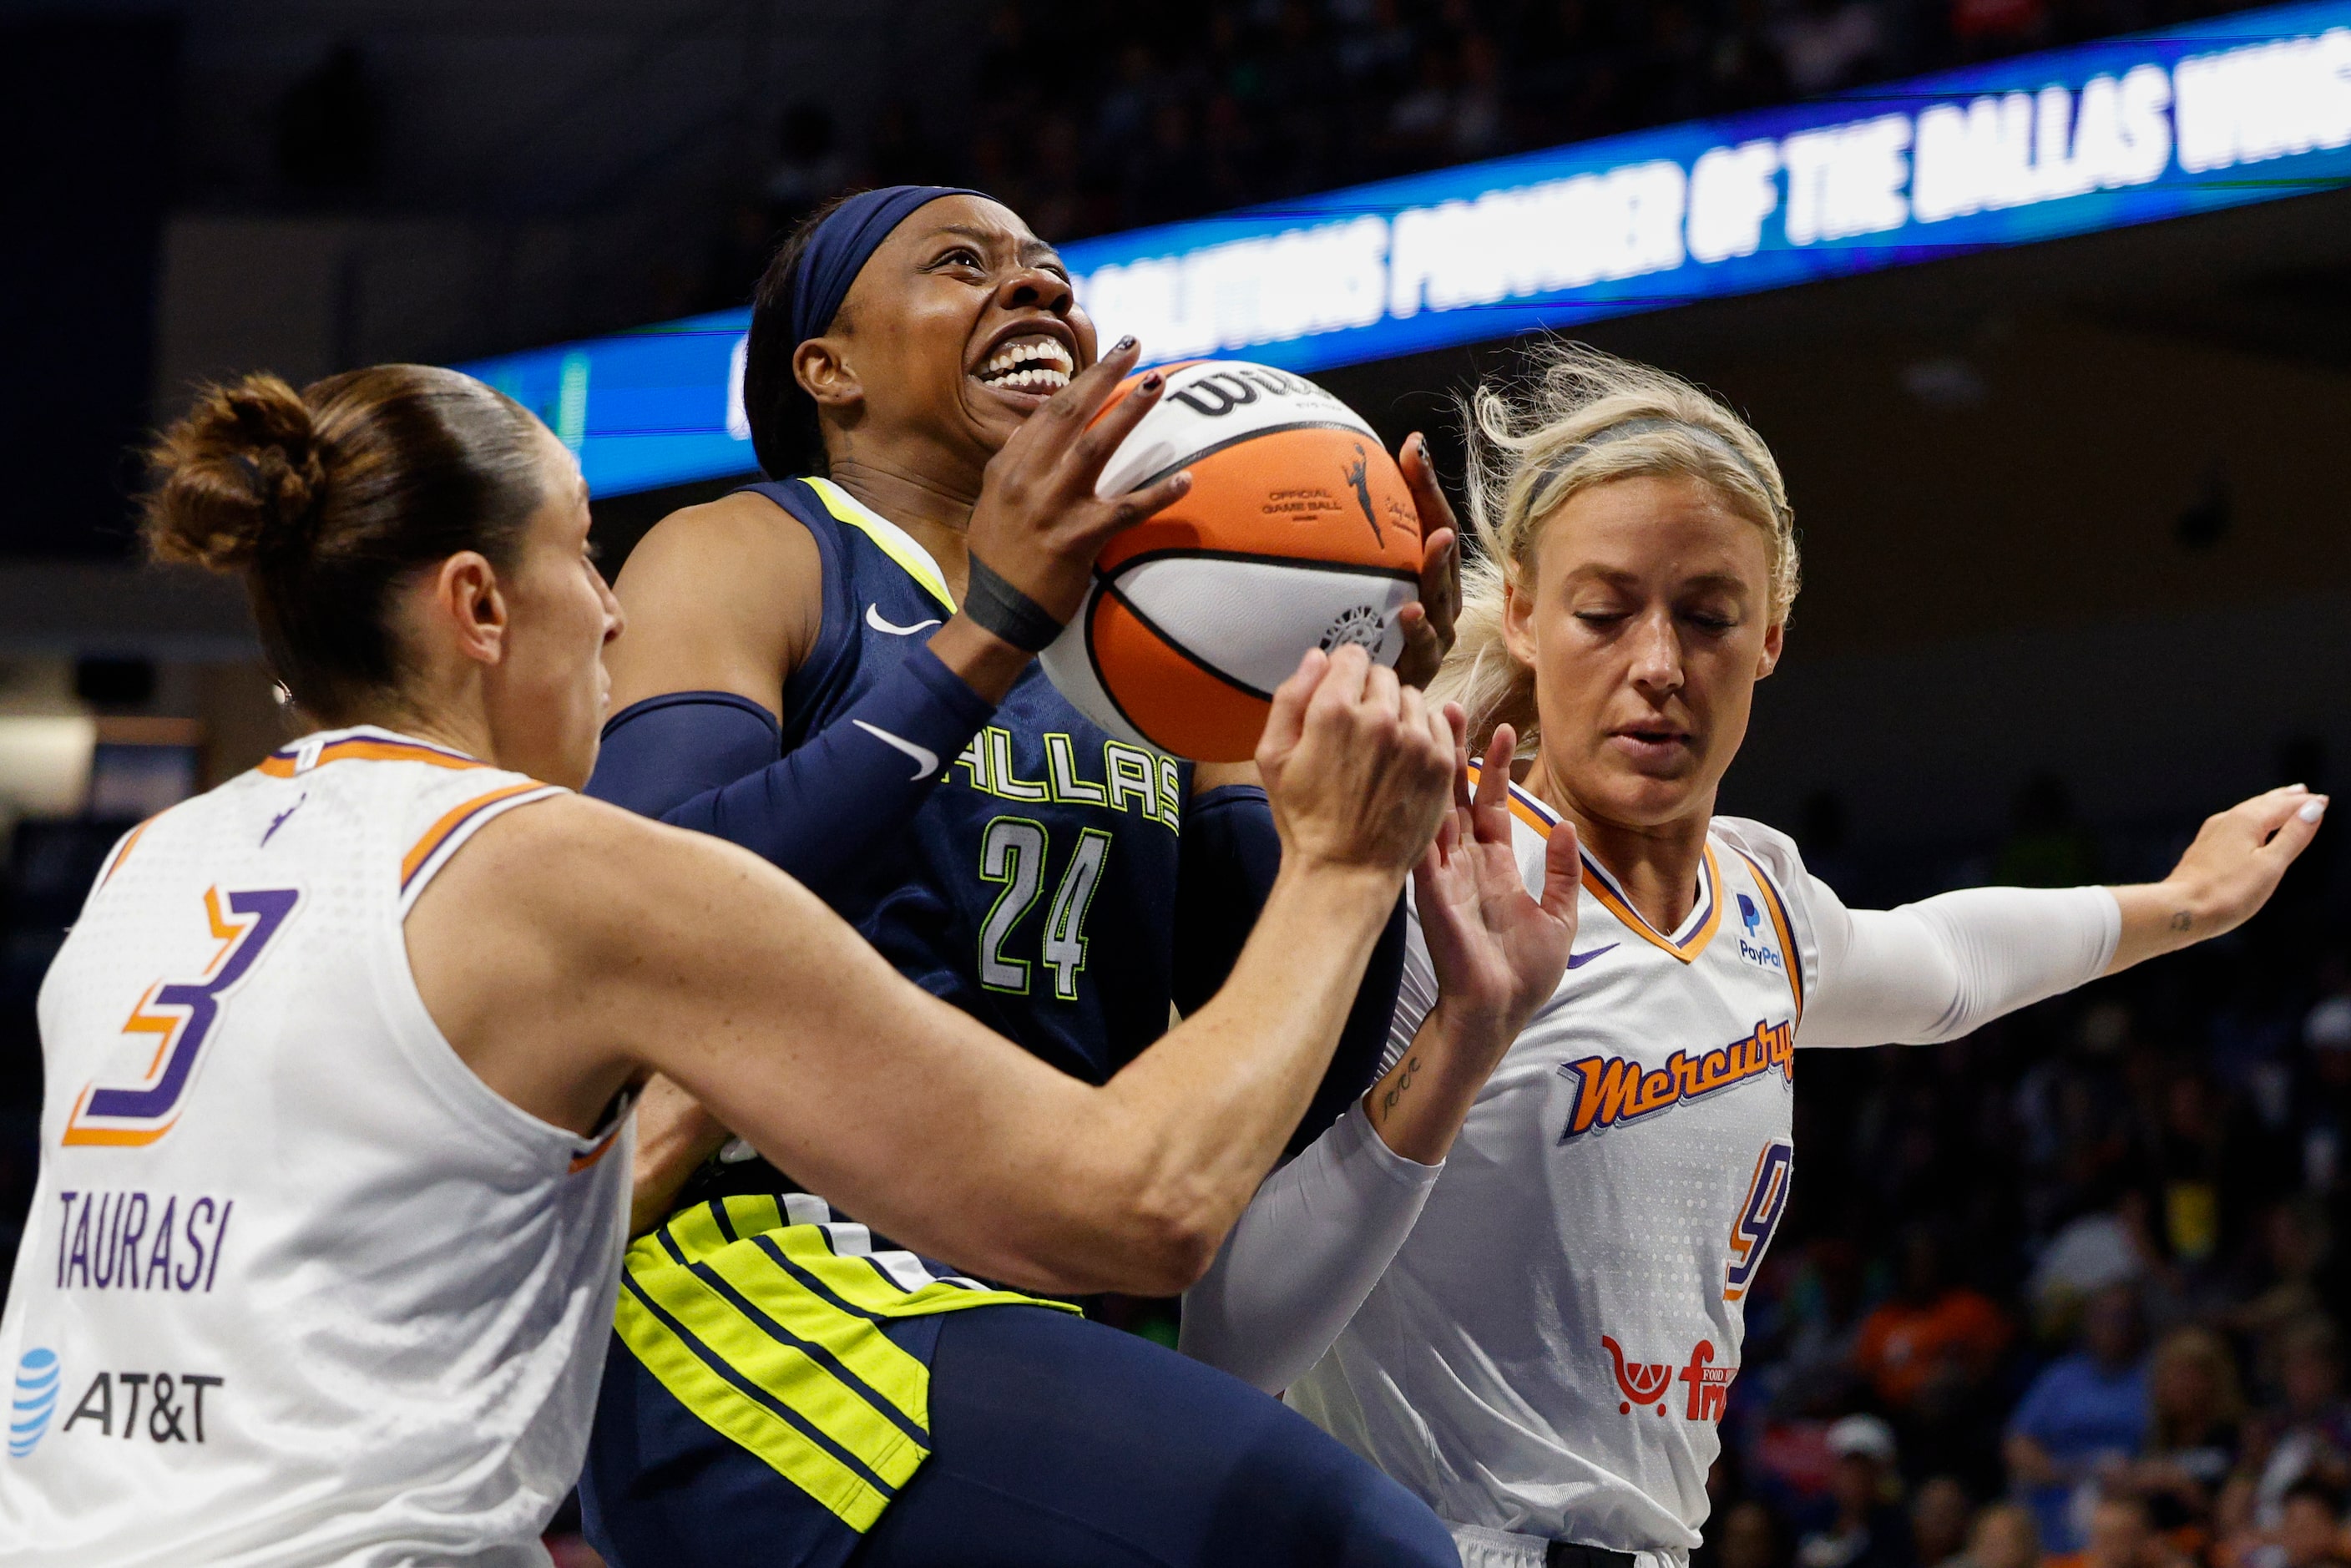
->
[614,1199,1077,1533]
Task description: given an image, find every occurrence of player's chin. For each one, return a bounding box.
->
[1589,761,1710,827]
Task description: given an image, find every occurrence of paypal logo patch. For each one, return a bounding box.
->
[1735,893,1783,972]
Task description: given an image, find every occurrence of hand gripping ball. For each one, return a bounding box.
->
[1040,360,1423,763]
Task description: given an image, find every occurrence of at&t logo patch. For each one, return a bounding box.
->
[12,1348,60,1456]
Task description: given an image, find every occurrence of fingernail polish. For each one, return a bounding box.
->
[1115,335,1136,352]
[1141,372,1163,391]
[2303,800,2328,822]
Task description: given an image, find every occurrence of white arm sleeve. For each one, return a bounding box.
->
[1178,912,1444,1393]
[1724,815,2124,1049]
[1800,888,2117,1046]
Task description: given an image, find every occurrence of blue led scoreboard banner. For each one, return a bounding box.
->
[462,1,2351,497]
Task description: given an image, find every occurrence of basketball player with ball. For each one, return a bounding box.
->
[0,361,1473,1564]
[1172,344,2329,1568]
[579,185,1557,1565]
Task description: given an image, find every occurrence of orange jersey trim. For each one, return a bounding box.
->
[200,885,243,975]
[94,815,159,891]
[568,1121,625,1174]
[1468,762,1724,964]
[1503,792,1558,840]
[1466,761,1562,841]
[1581,844,1723,964]
[1728,847,1806,1023]
[123,983,177,1079]
[60,1085,178,1147]
[400,782,549,893]
[260,737,483,777]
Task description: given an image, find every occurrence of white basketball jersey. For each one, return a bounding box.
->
[1287,778,1815,1557]
[0,727,634,1566]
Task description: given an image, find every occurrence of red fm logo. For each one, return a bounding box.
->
[1602,1335,1737,1422]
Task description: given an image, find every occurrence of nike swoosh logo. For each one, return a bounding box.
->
[853,721,940,781]
[867,604,943,636]
[1565,943,1619,969]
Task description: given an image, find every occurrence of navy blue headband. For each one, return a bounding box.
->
[787,185,991,347]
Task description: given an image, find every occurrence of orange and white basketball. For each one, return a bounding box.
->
[1041,360,1423,763]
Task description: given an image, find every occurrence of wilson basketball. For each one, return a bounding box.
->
[1041,360,1424,762]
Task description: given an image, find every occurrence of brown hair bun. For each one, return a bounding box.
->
[143,373,330,570]
[139,364,550,721]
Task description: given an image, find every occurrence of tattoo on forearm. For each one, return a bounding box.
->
[2170,911,2192,932]
[1377,1055,1423,1124]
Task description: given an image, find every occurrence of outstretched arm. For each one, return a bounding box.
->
[1797,785,2327,1049]
[412,646,1457,1297]
[1181,726,1581,1391]
[1172,780,1412,1160]
[2106,785,2326,971]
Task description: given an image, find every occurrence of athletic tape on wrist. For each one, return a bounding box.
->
[963,554,1065,652]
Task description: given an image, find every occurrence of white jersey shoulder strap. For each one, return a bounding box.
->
[251,727,565,914]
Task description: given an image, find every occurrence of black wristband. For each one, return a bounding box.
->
[962,553,1066,653]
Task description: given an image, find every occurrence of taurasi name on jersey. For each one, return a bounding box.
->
[51,1190,232,1294]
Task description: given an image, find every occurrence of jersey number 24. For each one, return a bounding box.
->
[977,817,1111,1001]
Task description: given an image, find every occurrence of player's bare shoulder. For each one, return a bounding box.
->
[605,488,825,713]
[402,790,796,1106]
[412,789,769,952]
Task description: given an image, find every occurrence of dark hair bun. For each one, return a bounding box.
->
[143,373,329,570]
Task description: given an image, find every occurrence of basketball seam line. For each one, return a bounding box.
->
[1082,589,1163,748]
[1100,547,1421,582]
[1099,578,1280,706]
[1123,419,1379,493]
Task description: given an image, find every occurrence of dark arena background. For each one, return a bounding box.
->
[5,3,2348,1564]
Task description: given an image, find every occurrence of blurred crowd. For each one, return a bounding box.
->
[685,0,2271,312]
[1701,766,2351,1568]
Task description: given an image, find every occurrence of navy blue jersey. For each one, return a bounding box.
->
[759,476,1189,1084]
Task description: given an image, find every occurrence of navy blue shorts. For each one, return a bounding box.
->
[583,1301,1457,1568]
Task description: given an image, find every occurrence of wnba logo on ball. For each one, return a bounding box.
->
[11,1348,61,1457]
[1164,364,1331,417]
[1046,357,1422,761]
[1319,606,1387,652]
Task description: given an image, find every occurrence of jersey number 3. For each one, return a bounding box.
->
[63,886,301,1148]
[978,817,1111,1001]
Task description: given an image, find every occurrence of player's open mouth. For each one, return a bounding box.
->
[973,333,1074,402]
[1610,727,1691,763]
